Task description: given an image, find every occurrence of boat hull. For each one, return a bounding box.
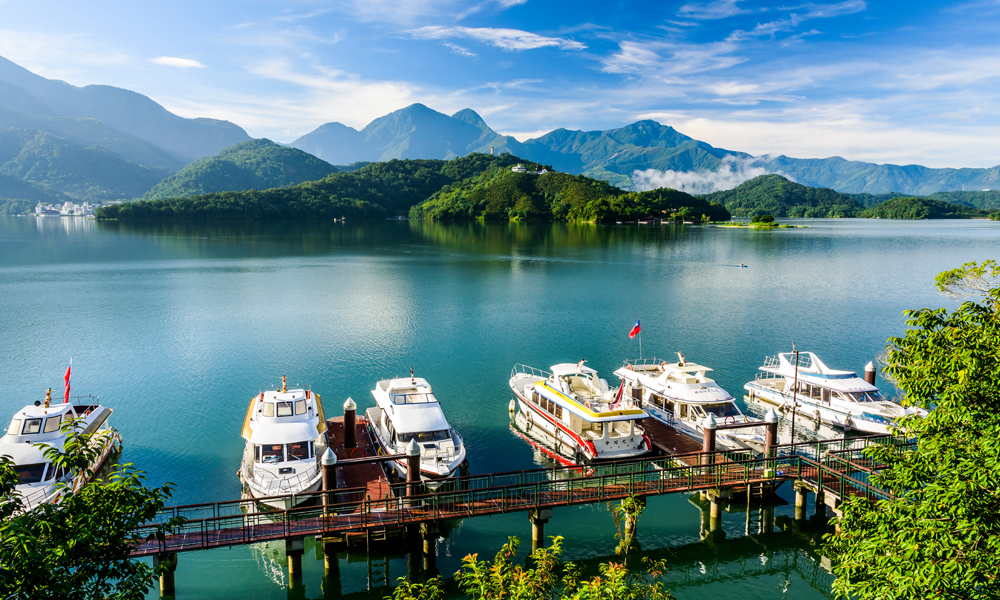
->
[744,382,891,434]
[241,470,322,510]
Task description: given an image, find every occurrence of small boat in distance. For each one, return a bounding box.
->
[509,362,651,462]
[239,377,327,509]
[367,372,468,484]
[615,355,766,452]
[744,352,925,434]
[1,388,121,511]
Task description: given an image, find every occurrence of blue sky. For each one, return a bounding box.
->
[2,0,1000,167]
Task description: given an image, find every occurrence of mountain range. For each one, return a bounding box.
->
[1,53,999,208]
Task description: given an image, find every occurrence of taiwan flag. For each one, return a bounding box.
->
[628,320,641,339]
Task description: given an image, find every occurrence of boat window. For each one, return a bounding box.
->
[277,402,293,417]
[390,393,437,404]
[262,403,274,417]
[531,391,540,404]
[43,417,62,433]
[16,463,46,484]
[260,445,283,463]
[254,445,261,462]
[592,423,604,437]
[50,464,66,481]
[701,403,741,418]
[664,400,675,414]
[295,400,306,415]
[649,394,664,409]
[398,430,451,443]
[7,418,21,436]
[692,406,705,417]
[822,388,831,403]
[22,418,42,435]
[287,442,310,461]
[679,404,688,418]
[554,404,563,420]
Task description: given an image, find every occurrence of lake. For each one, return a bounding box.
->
[1,216,997,600]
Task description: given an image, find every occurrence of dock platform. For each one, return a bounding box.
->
[325,416,393,502]
[642,417,704,459]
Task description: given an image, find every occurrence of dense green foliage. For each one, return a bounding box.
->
[929,190,1000,211]
[143,139,338,200]
[826,261,1000,599]
[99,154,523,220]
[0,128,171,202]
[99,154,730,223]
[859,196,988,219]
[388,536,675,600]
[411,163,729,222]
[0,421,179,599]
[701,174,863,217]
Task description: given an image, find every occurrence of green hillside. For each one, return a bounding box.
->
[143,139,338,200]
[859,197,988,219]
[98,153,730,223]
[701,174,864,217]
[99,154,522,220]
[0,128,171,201]
[929,190,1000,211]
[411,161,729,222]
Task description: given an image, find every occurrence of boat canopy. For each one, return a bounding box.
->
[247,421,320,445]
[534,382,646,422]
[550,363,597,377]
[391,404,451,434]
[761,352,877,393]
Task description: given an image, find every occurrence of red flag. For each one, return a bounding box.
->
[628,320,641,339]
[610,379,625,410]
[63,359,72,403]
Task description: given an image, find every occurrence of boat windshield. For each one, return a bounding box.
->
[16,463,46,485]
[6,418,20,436]
[390,393,437,404]
[700,403,742,418]
[259,444,284,464]
[398,429,451,443]
[286,441,311,461]
[847,391,884,403]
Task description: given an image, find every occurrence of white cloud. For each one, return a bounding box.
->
[601,40,744,75]
[442,42,477,57]
[151,56,206,69]
[495,0,529,6]
[784,0,867,19]
[407,26,586,51]
[631,156,788,194]
[677,0,753,20]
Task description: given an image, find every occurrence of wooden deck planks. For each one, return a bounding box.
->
[641,418,704,459]
[325,416,395,502]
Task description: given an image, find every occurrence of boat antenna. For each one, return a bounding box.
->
[790,342,799,445]
[282,375,287,393]
[410,367,414,385]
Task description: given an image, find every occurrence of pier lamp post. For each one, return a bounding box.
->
[322,448,338,514]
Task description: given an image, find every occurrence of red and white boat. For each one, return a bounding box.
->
[509,362,651,462]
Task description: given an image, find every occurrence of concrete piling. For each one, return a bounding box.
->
[763,409,779,456]
[794,485,808,521]
[322,448,338,511]
[153,552,177,597]
[406,439,421,501]
[286,537,304,587]
[701,414,717,473]
[529,508,552,553]
[864,361,876,385]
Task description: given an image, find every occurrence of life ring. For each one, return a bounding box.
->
[660,361,668,371]
[376,446,385,457]
[725,415,736,425]
[627,364,634,371]
[350,447,365,459]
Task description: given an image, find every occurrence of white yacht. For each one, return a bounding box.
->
[744,352,925,434]
[239,377,328,509]
[1,390,121,511]
[509,362,651,462]
[367,374,468,483]
[614,355,766,452]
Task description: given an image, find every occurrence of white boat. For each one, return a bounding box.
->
[744,352,925,434]
[367,374,468,484]
[1,390,121,511]
[509,362,651,462]
[239,377,328,509]
[614,355,766,452]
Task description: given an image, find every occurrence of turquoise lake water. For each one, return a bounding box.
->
[2,216,998,599]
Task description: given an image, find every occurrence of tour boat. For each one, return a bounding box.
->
[614,355,767,452]
[367,372,468,484]
[743,352,925,434]
[1,389,121,511]
[239,377,328,509]
[509,362,651,462]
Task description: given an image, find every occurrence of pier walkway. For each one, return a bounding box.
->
[131,433,912,558]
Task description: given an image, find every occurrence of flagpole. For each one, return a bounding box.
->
[639,330,642,359]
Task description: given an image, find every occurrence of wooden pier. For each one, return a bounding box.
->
[134,402,913,597]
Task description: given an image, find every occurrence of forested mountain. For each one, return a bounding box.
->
[0,56,250,164]
[290,104,522,165]
[928,190,1000,211]
[859,197,988,219]
[0,128,171,202]
[701,175,864,217]
[410,161,729,222]
[100,154,524,220]
[290,103,1000,196]
[98,154,730,223]
[143,139,338,200]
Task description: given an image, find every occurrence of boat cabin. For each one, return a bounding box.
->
[241,388,326,473]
